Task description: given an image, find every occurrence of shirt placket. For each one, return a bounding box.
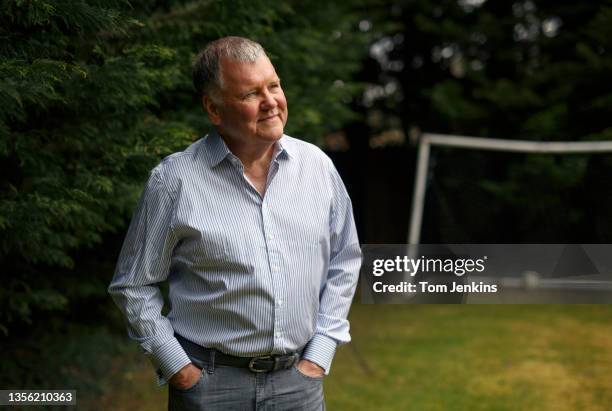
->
[261,159,286,353]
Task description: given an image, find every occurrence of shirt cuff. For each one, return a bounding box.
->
[146,336,191,385]
[301,333,338,375]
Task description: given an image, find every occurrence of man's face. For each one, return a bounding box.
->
[205,56,288,147]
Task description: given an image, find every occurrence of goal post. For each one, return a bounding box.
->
[407,133,612,245]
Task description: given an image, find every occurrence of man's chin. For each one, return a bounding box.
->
[257,127,285,142]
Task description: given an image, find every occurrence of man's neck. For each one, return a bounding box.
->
[219,132,279,196]
[219,133,277,170]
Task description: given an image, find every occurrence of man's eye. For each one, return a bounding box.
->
[243,92,257,99]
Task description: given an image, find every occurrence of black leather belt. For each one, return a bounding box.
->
[176,334,298,373]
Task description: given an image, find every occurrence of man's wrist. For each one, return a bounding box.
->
[297,359,325,377]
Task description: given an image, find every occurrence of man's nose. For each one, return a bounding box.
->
[260,89,277,110]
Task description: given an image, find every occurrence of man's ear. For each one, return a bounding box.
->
[203,95,221,125]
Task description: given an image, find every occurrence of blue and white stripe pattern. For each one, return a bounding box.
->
[108,129,362,384]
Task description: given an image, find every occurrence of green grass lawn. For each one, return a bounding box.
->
[327,304,612,411]
[98,304,612,411]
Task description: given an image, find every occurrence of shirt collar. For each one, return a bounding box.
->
[203,128,232,167]
[275,135,293,161]
[203,128,293,167]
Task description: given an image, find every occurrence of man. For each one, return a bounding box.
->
[108,36,362,410]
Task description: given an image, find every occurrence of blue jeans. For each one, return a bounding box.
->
[168,349,325,410]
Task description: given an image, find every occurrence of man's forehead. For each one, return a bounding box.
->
[219,56,279,87]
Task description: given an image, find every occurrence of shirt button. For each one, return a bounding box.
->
[278,300,283,306]
[272,266,279,272]
[267,234,274,240]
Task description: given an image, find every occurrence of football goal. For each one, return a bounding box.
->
[408,133,612,245]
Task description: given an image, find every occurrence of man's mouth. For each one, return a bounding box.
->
[259,114,278,122]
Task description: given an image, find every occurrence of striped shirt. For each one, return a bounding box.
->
[108,129,362,384]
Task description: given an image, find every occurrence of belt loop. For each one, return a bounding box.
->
[207,350,216,374]
[293,352,299,368]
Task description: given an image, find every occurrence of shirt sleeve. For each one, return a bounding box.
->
[301,160,362,374]
[108,167,191,385]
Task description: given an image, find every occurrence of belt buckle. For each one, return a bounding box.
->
[248,355,272,373]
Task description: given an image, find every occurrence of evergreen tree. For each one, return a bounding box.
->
[0,0,368,335]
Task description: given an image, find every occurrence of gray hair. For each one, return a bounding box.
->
[192,36,267,100]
